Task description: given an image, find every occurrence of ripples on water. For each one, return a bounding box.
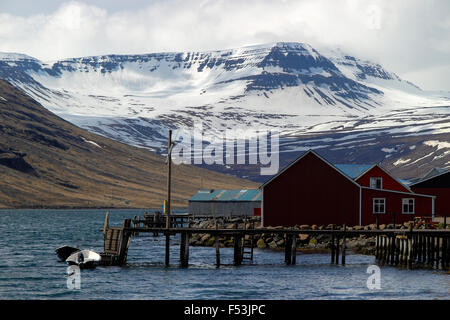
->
[0,209,448,300]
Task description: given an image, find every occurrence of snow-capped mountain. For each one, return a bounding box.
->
[0,42,449,181]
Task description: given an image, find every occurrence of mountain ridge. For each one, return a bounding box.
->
[0,42,448,181]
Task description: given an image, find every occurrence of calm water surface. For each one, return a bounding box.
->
[0,209,448,300]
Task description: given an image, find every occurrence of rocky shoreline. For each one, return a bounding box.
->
[188,216,448,256]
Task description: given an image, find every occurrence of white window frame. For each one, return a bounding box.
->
[402,198,415,214]
[373,198,386,214]
[370,177,383,189]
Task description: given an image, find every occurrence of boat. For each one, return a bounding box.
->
[55,245,80,261]
[66,250,101,269]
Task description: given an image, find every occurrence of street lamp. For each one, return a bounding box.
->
[166,129,174,229]
[165,129,174,267]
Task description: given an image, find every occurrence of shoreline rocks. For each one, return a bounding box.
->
[187,217,446,255]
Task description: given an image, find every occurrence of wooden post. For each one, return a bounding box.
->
[444,236,450,270]
[422,234,427,264]
[442,235,447,270]
[394,237,400,266]
[165,233,170,267]
[390,235,396,265]
[393,213,396,229]
[335,234,340,265]
[399,238,404,266]
[431,236,435,268]
[388,235,395,264]
[406,237,412,269]
[180,232,189,268]
[291,234,297,265]
[341,224,346,266]
[330,226,335,264]
[234,234,243,266]
[215,221,220,268]
[435,236,440,269]
[285,233,292,265]
[166,129,172,229]
[117,219,131,266]
[377,235,382,263]
[103,211,110,238]
[375,234,379,260]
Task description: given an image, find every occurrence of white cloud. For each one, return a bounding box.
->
[0,0,449,90]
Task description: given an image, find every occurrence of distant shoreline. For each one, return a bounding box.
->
[0,206,188,211]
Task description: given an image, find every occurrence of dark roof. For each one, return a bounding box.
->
[189,189,261,202]
[421,167,448,180]
[410,168,450,188]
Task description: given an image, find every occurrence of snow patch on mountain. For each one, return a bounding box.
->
[0,42,449,180]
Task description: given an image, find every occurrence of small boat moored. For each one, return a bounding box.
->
[66,250,101,269]
[55,245,80,262]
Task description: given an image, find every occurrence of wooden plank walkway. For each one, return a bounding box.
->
[100,215,450,270]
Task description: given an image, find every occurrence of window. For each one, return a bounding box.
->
[370,177,383,189]
[402,198,415,214]
[373,198,386,214]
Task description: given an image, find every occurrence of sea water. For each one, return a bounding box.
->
[0,209,448,300]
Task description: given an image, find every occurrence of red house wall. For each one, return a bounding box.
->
[411,187,450,216]
[356,166,410,193]
[262,152,360,227]
[361,188,433,225]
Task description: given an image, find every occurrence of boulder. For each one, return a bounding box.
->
[268,240,278,249]
[299,234,310,242]
[257,238,266,249]
[205,237,216,246]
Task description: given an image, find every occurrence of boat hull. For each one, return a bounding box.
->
[55,246,80,261]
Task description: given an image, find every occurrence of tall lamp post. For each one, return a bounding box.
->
[166,129,174,229]
[165,129,174,267]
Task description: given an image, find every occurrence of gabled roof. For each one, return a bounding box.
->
[189,189,261,202]
[259,150,411,192]
[260,150,362,189]
[410,167,450,187]
[334,164,374,180]
[421,167,448,181]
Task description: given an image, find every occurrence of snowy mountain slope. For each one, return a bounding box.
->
[0,42,449,180]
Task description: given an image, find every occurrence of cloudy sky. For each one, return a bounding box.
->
[0,0,449,90]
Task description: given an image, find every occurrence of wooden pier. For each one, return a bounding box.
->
[100,214,449,270]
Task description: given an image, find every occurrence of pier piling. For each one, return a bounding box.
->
[100,213,449,271]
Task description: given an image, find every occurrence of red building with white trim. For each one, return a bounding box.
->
[410,169,450,218]
[260,150,435,227]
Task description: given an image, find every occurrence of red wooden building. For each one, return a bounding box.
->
[260,150,435,227]
[410,169,450,217]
